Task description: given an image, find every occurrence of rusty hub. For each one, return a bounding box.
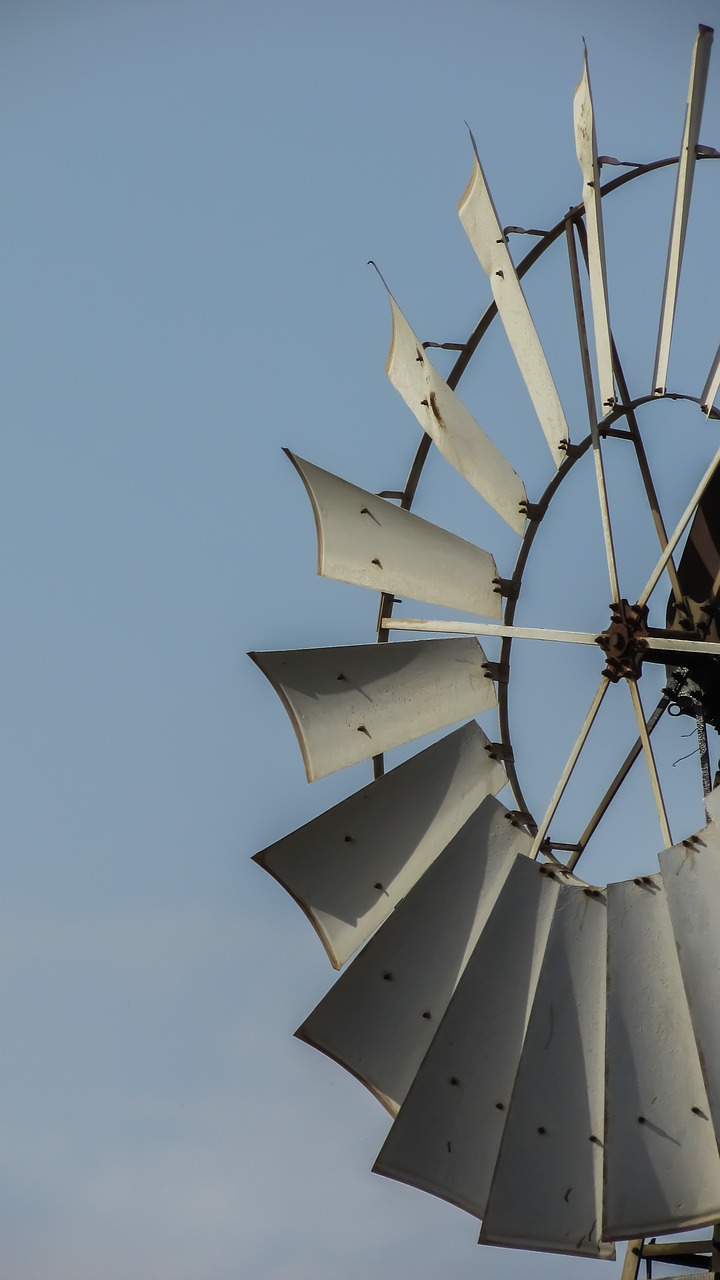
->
[595,599,649,682]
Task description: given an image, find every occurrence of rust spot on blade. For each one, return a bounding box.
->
[428,391,446,429]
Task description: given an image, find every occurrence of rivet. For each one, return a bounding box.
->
[422,1011,432,1020]
[537,1126,546,1135]
[495,1102,505,1111]
[374,882,383,890]
[382,972,392,982]
[638,1115,646,1124]
[449,1076,460,1087]
[344,835,354,843]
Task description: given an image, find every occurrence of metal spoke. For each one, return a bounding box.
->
[383,619,720,657]
[572,216,686,610]
[626,679,672,848]
[529,677,610,860]
[645,635,720,656]
[566,217,620,601]
[638,441,720,608]
[382,618,599,644]
[567,694,670,871]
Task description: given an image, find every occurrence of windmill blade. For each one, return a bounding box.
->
[480,882,613,1259]
[603,875,720,1240]
[660,819,720,1129]
[373,854,556,1208]
[286,451,502,619]
[574,48,616,414]
[457,136,569,466]
[653,25,714,396]
[297,797,531,1115]
[249,637,495,782]
[385,291,527,534]
[253,721,507,970]
[700,340,720,415]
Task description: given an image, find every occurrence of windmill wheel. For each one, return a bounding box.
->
[251,23,720,1265]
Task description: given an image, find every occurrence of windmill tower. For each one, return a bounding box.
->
[251,23,720,1278]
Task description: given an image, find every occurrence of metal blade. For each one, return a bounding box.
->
[603,875,720,1239]
[574,49,616,414]
[653,25,714,396]
[661,817,720,1132]
[457,137,569,466]
[249,637,495,782]
[287,451,501,619]
[253,722,506,970]
[385,291,527,534]
[297,798,531,1115]
[372,853,555,1202]
[481,882,613,1259]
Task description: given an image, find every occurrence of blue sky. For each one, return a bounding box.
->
[2,1,720,1277]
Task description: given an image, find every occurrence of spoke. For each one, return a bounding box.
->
[567,694,669,871]
[609,336,685,608]
[529,677,610,859]
[573,216,686,610]
[566,217,620,601]
[626,679,672,848]
[381,618,599,644]
[645,634,720,656]
[637,441,720,607]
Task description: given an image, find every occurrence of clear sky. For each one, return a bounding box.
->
[2,1,720,1277]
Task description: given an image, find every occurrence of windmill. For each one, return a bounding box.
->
[250,23,720,1277]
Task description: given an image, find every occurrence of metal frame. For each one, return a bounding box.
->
[372,152,720,873]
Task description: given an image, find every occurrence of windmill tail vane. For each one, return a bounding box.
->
[250,21,720,1275]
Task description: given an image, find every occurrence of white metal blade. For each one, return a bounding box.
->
[574,49,616,414]
[372,853,556,1205]
[458,138,569,466]
[604,875,720,1240]
[249,637,496,782]
[253,721,507,970]
[287,451,501,619]
[653,25,714,396]
[297,797,531,1115]
[385,292,527,534]
[700,341,720,415]
[481,882,613,1259]
[660,816,720,1132]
